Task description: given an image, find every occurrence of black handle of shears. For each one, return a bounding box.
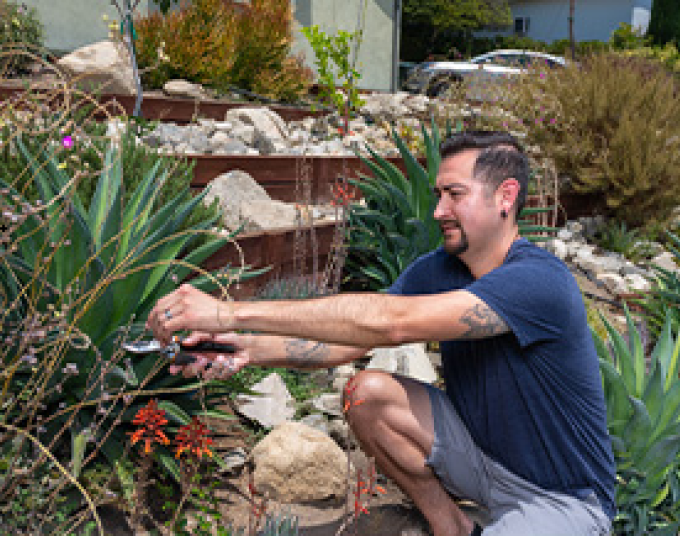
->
[172,341,238,367]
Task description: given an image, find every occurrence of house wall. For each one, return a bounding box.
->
[291,0,400,91]
[23,1,151,54]
[500,0,652,43]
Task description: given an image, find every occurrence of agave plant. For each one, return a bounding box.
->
[0,137,263,496]
[344,120,556,291]
[592,305,680,536]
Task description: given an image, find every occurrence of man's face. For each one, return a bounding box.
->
[433,150,499,257]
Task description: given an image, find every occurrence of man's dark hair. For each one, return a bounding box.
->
[439,130,530,219]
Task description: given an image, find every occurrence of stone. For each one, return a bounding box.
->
[163,79,206,100]
[595,273,628,296]
[251,422,351,503]
[220,447,248,474]
[328,418,357,450]
[546,238,568,261]
[311,392,343,418]
[652,251,679,274]
[235,373,296,428]
[231,124,256,146]
[225,107,289,142]
[624,273,652,293]
[203,170,271,231]
[299,413,330,435]
[556,229,574,242]
[366,343,438,384]
[57,40,135,95]
[239,199,299,232]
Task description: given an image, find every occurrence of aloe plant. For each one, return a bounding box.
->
[344,121,556,291]
[592,306,680,535]
[0,138,264,487]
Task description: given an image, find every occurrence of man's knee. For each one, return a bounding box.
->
[342,370,395,413]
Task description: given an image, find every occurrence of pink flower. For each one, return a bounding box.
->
[62,136,73,148]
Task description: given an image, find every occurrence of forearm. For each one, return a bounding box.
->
[244,333,368,370]
[224,293,407,348]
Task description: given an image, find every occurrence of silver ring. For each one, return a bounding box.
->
[164,309,172,321]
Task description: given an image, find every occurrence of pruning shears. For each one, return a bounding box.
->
[122,335,236,367]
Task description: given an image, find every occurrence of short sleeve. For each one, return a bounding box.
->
[467,257,577,348]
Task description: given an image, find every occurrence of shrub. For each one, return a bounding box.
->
[134,0,311,102]
[0,0,43,75]
[505,51,680,227]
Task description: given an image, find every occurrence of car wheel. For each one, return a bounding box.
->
[425,75,460,98]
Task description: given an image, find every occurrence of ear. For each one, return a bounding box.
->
[497,178,520,215]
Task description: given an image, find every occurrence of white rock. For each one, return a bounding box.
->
[624,273,652,292]
[57,40,135,95]
[239,199,299,232]
[203,170,271,231]
[652,251,679,273]
[311,392,343,418]
[225,107,289,142]
[163,79,206,99]
[596,273,628,295]
[546,238,568,261]
[235,373,296,428]
[251,422,351,503]
[232,124,256,146]
[366,343,438,384]
[556,229,574,242]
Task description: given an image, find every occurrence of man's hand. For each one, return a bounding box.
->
[171,331,249,380]
[147,284,232,346]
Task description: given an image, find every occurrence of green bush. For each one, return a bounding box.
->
[134,0,312,102]
[592,306,680,535]
[0,0,43,74]
[505,51,680,227]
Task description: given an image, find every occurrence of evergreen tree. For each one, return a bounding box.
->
[647,0,680,46]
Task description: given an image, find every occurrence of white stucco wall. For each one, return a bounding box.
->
[507,0,648,43]
[291,0,399,91]
[23,1,151,53]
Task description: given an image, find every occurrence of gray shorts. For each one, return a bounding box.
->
[425,385,612,536]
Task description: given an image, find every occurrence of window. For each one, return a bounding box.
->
[514,17,530,36]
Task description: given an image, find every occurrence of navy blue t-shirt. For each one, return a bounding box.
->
[388,239,617,519]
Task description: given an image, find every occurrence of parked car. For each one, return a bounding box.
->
[403,49,567,97]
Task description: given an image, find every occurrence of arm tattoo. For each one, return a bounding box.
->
[459,303,509,340]
[284,338,331,369]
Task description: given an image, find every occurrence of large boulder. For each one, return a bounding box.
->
[57,41,135,95]
[251,422,351,503]
[238,199,299,232]
[225,107,289,144]
[202,170,271,231]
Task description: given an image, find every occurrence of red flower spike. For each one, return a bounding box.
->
[175,416,214,459]
[128,399,169,454]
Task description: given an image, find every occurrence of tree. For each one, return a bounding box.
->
[401,0,511,61]
[647,0,680,46]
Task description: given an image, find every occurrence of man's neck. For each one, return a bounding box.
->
[459,226,521,280]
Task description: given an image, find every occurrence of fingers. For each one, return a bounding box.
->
[202,354,238,381]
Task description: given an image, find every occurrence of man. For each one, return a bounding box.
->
[148,131,616,536]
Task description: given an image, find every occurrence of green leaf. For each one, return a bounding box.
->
[71,430,87,479]
[158,400,191,425]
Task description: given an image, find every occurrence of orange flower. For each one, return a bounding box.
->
[129,399,170,454]
[175,416,214,459]
[343,376,365,414]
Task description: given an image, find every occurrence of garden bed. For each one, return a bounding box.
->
[0,83,327,124]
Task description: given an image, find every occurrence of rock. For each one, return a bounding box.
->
[328,418,357,450]
[220,447,248,474]
[556,229,574,242]
[225,107,289,142]
[203,170,271,231]
[239,199,299,232]
[624,273,652,293]
[546,238,568,261]
[311,392,343,418]
[251,422,351,503]
[57,40,135,95]
[299,413,330,435]
[366,343,438,384]
[235,373,296,428]
[163,79,206,100]
[232,124,257,146]
[652,251,679,273]
[596,273,628,296]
